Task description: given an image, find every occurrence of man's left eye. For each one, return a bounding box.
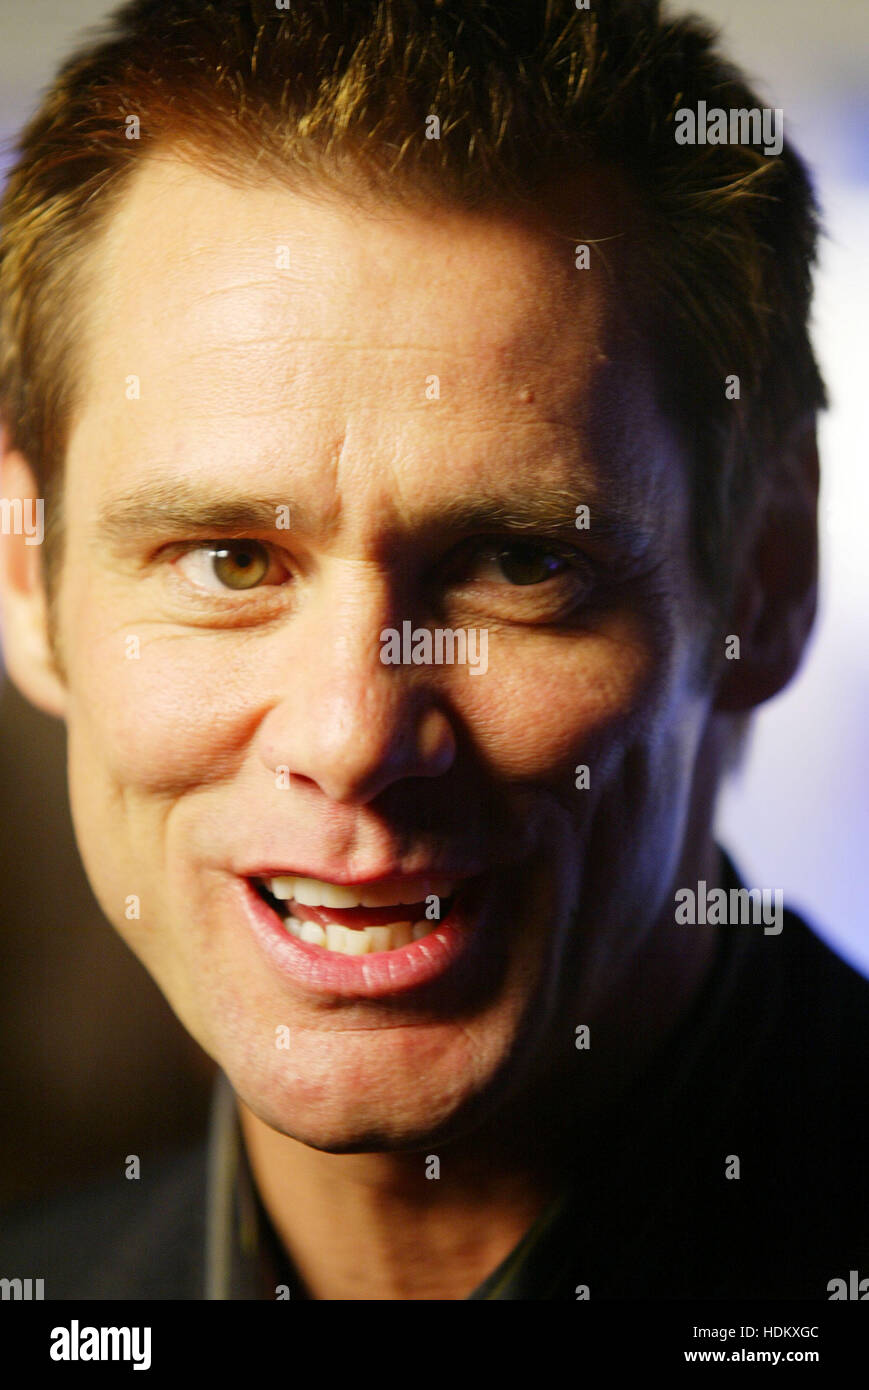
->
[468,540,577,586]
[489,541,572,586]
[175,541,288,593]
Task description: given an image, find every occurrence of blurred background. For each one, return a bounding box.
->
[1,0,866,1207]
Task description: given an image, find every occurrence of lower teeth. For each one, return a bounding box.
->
[284,916,439,954]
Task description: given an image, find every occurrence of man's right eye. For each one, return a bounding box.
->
[173,540,290,593]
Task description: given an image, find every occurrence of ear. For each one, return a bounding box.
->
[714,417,819,713]
[0,436,67,718]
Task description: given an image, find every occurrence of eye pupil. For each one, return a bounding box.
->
[212,542,269,590]
[497,544,564,586]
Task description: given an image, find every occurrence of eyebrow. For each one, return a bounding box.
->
[97,486,299,546]
[433,492,651,554]
[95,479,651,555]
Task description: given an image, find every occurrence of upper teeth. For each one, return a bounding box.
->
[267,875,456,907]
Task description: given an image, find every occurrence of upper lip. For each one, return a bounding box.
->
[244,866,481,886]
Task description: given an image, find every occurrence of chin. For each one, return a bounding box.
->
[238,1082,487,1154]
[225,1023,524,1155]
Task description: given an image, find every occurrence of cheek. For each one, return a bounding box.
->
[457,615,660,783]
[65,622,259,793]
[61,621,261,931]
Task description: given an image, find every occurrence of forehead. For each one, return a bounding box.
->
[69,152,675,525]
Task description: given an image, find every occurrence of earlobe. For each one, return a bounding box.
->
[714,421,819,715]
[0,444,67,719]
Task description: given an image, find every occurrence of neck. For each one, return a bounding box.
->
[237,1101,560,1300]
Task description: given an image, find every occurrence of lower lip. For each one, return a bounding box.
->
[237,876,483,999]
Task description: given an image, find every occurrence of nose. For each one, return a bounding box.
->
[256,577,457,805]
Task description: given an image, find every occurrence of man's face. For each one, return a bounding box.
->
[52,156,715,1149]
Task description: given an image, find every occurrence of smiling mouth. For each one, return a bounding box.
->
[251,875,459,956]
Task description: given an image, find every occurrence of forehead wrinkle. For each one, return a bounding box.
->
[76,154,667,537]
[83,180,627,464]
[92,157,608,344]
